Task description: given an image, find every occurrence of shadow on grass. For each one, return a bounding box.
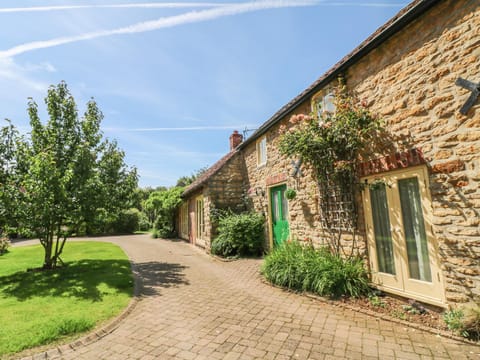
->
[1,259,189,301]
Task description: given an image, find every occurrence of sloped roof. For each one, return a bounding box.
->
[182,150,239,197]
[238,0,440,149]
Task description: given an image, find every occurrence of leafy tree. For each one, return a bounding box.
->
[145,187,183,238]
[175,166,208,187]
[131,187,155,211]
[0,121,24,235]
[12,82,137,269]
[85,140,138,235]
[143,190,163,225]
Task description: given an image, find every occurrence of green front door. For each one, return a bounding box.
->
[270,184,289,247]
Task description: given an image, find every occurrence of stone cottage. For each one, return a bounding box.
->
[178,0,479,309]
[179,131,247,249]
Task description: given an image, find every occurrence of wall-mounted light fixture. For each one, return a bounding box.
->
[255,187,265,197]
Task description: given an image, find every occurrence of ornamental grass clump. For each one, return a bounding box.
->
[443,305,480,341]
[261,240,370,298]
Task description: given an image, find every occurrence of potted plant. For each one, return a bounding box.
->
[285,188,297,200]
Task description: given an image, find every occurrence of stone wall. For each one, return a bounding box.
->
[244,109,367,254]
[243,0,479,306]
[347,0,479,305]
[244,101,348,250]
[203,152,247,251]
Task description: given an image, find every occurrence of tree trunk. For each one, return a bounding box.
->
[43,235,54,269]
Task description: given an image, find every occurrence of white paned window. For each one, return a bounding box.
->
[312,90,335,118]
[256,136,267,166]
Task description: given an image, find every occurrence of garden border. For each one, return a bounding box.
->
[262,279,480,347]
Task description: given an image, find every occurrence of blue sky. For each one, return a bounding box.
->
[0,0,407,188]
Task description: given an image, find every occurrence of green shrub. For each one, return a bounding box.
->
[86,208,141,235]
[443,306,480,340]
[261,240,370,298]
[0,236,10,255]
[153,215,176,238]
[138,212,151,231]
[443,308,467,337]
[113,208,140,234]
[211,235,237,258]
[285,188,297,200]
[146,187,183,238]
[211,212,265,257]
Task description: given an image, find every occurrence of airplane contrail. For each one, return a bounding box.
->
[0,0,406,59]
[105,125,254,132]
[0,1,319,58]
[0,3,228,13]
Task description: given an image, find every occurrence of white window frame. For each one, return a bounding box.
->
[312,89,335,118]
[256,136,267,167]
[180,202,188,237]
[195,196,205,239]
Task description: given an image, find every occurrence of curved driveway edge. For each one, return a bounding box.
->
[12,235,480,359]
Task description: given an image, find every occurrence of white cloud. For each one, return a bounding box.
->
[0,58,50,92]
[21,62,57,73]
[0,0,319,59]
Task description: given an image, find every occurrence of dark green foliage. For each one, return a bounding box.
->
[261,240,370,298]
[210,235,236,257]
[260,240,306,288]
[137,211,150,231]
[143,187,183,238]
[153,216,175,238]
[211,212,265,258]
[285,188,297,200]
[147,187,183,238]
[84,208,140,236]
[113,208,141,234]
[175,166,208,187]
[0,236,10,255]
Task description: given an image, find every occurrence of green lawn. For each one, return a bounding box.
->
[0,241,133,356]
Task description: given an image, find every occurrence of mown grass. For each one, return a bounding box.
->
[0,241,133,356]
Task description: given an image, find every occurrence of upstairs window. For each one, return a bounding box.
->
[312,90,335,118]
[256,136,267,166]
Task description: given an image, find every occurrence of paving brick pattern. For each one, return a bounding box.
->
[18,235,480,359]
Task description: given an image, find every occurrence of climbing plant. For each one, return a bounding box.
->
[278,81,385,256]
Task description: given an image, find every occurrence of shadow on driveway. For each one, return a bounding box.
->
[133,261,189,297]
[1,259,189,301]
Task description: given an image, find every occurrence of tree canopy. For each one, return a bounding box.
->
[0,82,137,269]
[144,187,183,238]
[175,166,208,187]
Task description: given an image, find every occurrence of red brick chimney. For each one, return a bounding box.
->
[229,130,243,151]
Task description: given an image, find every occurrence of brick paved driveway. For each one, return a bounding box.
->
[18,235,479,359]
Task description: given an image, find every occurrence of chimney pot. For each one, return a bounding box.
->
[229,130,243,151]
